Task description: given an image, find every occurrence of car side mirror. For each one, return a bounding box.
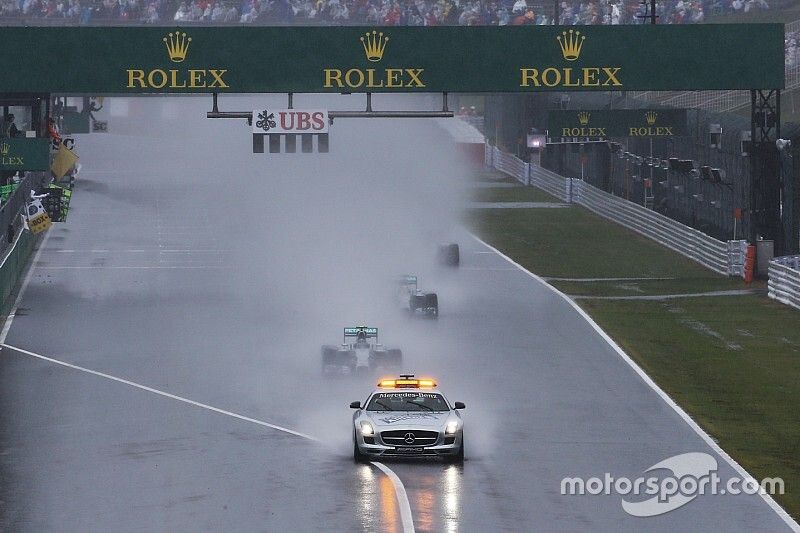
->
[454,401,465,410]
[349,401,361,409]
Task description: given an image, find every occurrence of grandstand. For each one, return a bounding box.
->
[0,0,775,26]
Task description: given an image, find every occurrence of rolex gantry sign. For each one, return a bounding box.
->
[547,109,689,140]
[0,139,50,172]
[0,25,784,93]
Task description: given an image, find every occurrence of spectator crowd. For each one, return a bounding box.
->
[0,0,774,25]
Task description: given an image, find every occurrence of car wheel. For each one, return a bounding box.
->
[440,244,460,267]
[387,349,402,368]
[354,432,367,463]
[449,438,464,464]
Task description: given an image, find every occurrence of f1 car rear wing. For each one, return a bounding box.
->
[344,326,378,343]
[399,275,417,286]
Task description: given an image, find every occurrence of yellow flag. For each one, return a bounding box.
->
[51,143,79,180]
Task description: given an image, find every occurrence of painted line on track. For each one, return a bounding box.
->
[0,226,416,531]
[0,347,417,532]
[470,234,800,532]
[0,229,51,344]
[371,461,416,533]
[1,343,318,441]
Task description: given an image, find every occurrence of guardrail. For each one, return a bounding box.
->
[486,144,744,276]
[768,256,800,310]
[0,172,44,255]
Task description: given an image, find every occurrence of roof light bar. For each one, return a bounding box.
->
[377,376,437,389]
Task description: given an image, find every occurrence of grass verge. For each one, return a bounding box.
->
[468,180,800,519]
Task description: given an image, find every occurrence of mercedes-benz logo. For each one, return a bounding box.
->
[403,432,415,444]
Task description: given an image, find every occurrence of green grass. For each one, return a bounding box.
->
[550,277,756,297]
[469,180,800,519]
[470,204,723,279]
[472,185,560,203]
[582,296,800,516]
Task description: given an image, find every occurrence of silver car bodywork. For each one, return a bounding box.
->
[351,386,464,461]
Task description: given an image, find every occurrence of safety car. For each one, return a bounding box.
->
[350,375,465,462]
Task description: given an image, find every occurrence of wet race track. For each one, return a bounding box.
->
[0,96,794,532]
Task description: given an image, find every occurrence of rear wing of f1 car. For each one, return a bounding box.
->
[344,326,378,343]
[399,275,417,286]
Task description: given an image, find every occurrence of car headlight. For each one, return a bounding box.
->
[360,421,374,436]
[445,420,459,435]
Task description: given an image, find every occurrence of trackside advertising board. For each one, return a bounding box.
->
[252,110,329,134]
[547,109,689,139]
[0,25,783,93]
[0,139,50,171]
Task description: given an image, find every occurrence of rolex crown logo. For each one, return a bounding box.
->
[557,29,585,62]
[360,30,389,62]
[163,31,192,63]
[645,111,658,125]
[0,142,8,156]
[577,112,590,125]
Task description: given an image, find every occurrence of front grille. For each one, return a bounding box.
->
[380,430,439,446]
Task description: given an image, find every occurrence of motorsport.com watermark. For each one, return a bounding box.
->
[561,452,784,517]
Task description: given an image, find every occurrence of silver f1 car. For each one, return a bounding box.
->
[350,375,465,462]
[322,327,402,376]
[397,275,439,318]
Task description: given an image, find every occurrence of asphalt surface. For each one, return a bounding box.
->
[0,96,794,532]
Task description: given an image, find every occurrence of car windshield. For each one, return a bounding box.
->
[366,392,450,412]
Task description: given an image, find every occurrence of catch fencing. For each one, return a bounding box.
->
[768,256,800,310]
[486,144,744,276]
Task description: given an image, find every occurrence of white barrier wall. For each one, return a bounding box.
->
[768,256,800,310]
[486,145,745,276]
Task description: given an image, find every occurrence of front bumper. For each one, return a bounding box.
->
[355,430,462,457]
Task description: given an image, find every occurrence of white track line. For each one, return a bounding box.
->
[371,461,416,533]
[1,345,417,531]
[470,234,800,532]
[1,228,415,530]
[0,229,51,344]
[0,344,317,442]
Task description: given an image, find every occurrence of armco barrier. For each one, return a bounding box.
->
[486,144,743,276]
[768,256,800,310]
[0,229,34,313]
[0,172,47,313]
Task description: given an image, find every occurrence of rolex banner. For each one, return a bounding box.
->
[547,109,689,140]
[0,25,784,93]
[51,143,79,180]
[0,139,50,171]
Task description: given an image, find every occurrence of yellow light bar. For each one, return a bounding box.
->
[377,378,437,389]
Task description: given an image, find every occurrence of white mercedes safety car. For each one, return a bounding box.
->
[350,375,465,462]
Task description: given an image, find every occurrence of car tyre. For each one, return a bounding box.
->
[354,432,367,463]
[448,438,464,464]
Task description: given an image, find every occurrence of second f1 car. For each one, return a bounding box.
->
[397,275,439,318]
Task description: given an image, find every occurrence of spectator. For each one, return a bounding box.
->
[2,114,22,138]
